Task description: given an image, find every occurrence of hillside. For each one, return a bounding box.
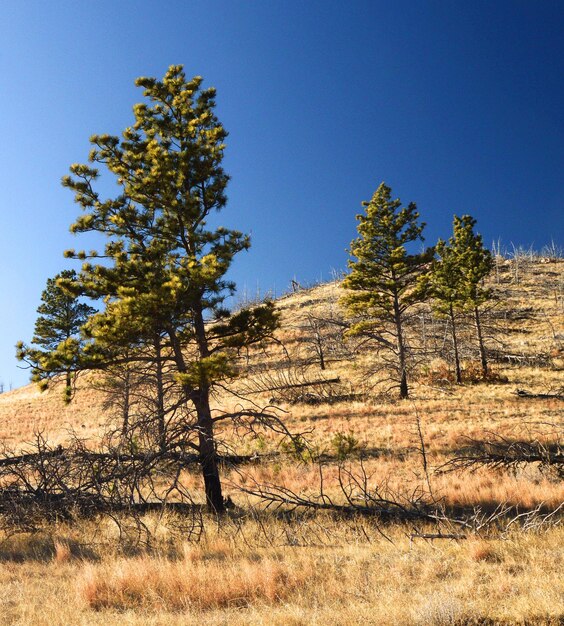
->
[0,257,562,625]
[1,256,561,448]
[1,257,562,510]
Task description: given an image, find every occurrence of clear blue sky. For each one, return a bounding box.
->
[1,0,562,389]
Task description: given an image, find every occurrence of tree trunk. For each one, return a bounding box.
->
[393,295,409,399]
[192,305,225,514]
[193,389,224,514]
[449,303,462,384]
[474,305,488,378]
[121,368,130,437]
[65,370,72,402]
[154,336,166,453]
[167,317,225,514]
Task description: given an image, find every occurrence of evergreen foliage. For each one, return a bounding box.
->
[427,232,467,383]
[449,215,494,376]
[427,215,494,381]
[341,182,433,398]
[447,215,494,307]
[17,270,96,402]
[56,65,279,511]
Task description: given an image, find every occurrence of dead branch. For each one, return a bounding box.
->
[514,388,564,400]
[438,437,564,476]
[235,462,456,526]
[255,377,341,393]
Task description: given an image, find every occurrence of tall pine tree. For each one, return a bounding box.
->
[341,183,433,398]
[60,65,278,512]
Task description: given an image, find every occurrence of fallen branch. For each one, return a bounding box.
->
[0,434,277,531]
[409,532,466,543]
[514,388,564,400]
[234,463,465,532]
[257,377,341,393]
[438,437,564,475]
[0,448,277,470]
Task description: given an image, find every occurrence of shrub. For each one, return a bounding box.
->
[330,431,361,460]
[78,555,303,611]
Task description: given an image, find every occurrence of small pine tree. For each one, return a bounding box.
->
[341,183,433,398]
[448,215,494,377]
[426,234,467,383]
[17,270,96,401]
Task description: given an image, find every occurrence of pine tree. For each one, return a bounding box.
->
[448,215,494,378]
[341,183,433,398]
[17,270,96,402]
[60,65,279,512]
[426,236,466,383]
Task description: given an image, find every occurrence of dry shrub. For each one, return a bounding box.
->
[0,534,56,562]
[182,537,233,562]
[461,361,508,384]
[419,360,457,387]
[467,539,502,563]
[78,554,304,611]
[53,540,72,564]
[0,533,94,563]
[419,360,508,386]
[411,592,466,625]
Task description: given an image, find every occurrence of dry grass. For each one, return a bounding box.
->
[0,259,562,623]
[79,553,302,611]
[0,520,562,625]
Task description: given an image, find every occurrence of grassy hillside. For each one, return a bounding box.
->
[0,257,562,625]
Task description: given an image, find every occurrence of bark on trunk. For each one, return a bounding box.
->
[399,368,408,399]
[316,332,326,371]
[194,390,224,513]
[449,303,462,384]
[192,305,225,514]
[154,337,166,453]
[474,305,488,378]
[393,295,409,399]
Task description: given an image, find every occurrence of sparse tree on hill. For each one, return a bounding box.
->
[426,234,466,383]
[17,270,96,402]
[341,183,433,398]
[447,215,494,378]
[60,65,280,512]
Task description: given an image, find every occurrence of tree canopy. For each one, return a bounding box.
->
[341,182,433,398]
[17,270,96,401]
[426,215,494,381]
[51,65,279,511]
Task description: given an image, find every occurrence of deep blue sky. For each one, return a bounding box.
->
[1,1,562,389]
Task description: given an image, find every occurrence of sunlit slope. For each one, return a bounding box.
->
[0,258,561,450]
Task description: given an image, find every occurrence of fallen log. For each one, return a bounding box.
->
[514,388,564,400]
[0,449,278,469]
[410,533,466,543]
[438,439,564,474]
[259,377,341,393]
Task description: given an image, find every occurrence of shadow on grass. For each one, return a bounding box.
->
[0,533,99,563]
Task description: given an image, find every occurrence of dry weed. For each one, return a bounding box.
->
[78,553,304,611]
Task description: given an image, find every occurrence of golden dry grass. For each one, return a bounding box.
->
[0,258,562,624]
[0,519,562,625]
